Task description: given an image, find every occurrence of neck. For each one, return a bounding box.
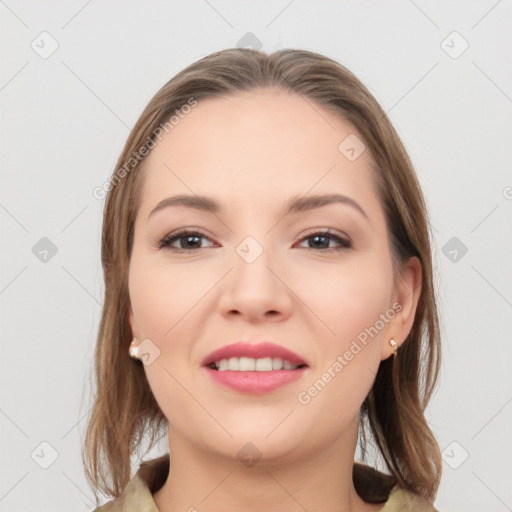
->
[153,418,380,512]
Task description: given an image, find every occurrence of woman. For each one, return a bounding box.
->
[84,47,442,511]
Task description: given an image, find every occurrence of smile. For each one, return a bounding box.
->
[210,356,305,372]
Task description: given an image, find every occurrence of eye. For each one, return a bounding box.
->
[157,229,215,251]
[157,228,351,253]
[295,229,351,252]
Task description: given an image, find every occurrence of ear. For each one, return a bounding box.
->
[380,256,422,359]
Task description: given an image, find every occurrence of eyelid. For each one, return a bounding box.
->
[155,227,215,250]
[297,227,351,243]
[156,226,352,252]
[295,228,352,251]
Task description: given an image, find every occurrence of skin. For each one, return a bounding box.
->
[128,88,421,512]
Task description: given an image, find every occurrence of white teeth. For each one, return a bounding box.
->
[283,360,295,370]
[272,357,283,370]
[255,357,272,371]
[214,357,300,371]
[239,357,255,371]
[227,357,239,371]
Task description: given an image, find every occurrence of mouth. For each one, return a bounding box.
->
[207,357,307,372]
[201,342,309,394]
[202,341,309,370]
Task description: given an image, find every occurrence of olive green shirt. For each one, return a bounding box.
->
[93,454,439,511]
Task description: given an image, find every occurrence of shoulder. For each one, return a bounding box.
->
[382,486,440,511]
[90,470,160,512]
[90,455,169,511]
[91,455,169,511]
[353,462,439,512]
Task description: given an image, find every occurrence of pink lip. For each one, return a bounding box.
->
[201,341,308,367]
[203,367,308,394]
[201,342,309,395]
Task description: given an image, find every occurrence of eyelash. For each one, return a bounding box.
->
[157,228,352,253]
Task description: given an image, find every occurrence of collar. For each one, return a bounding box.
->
[95,454,438,512]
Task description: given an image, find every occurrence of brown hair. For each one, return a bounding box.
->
[82,47,442,504]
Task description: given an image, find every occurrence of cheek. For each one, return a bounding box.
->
[303,257,393,349]
[295,264,390,426]
[128,253,203,425]
[128,250,204,342]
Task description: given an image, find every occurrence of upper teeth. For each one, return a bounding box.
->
[215,357,299,371]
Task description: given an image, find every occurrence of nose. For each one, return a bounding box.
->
[217,240,293,324]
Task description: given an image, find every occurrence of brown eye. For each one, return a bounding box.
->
[296,230,351,251]
[157,229,351,253]
[158,230,214,251]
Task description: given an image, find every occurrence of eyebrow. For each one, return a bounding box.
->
[148,193,369,221]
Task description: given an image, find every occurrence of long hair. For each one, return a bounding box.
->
[82,47,442,503]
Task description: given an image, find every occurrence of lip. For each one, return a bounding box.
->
[201,341,308,367]
[203,367,308,394]
[201,342,309,395]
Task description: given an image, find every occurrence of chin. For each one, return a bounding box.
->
[215,423,308,459]
[222,436,308,467]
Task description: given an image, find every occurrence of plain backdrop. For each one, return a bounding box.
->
[1,1,511,511]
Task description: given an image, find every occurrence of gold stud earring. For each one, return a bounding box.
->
[389,338,398,358]
[129,339,140,359]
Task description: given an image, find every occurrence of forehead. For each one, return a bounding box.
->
[137,89,379,218]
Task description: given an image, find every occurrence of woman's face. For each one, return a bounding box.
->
[128,88,420,463]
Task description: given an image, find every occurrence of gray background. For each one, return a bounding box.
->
[1,1,511,510]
